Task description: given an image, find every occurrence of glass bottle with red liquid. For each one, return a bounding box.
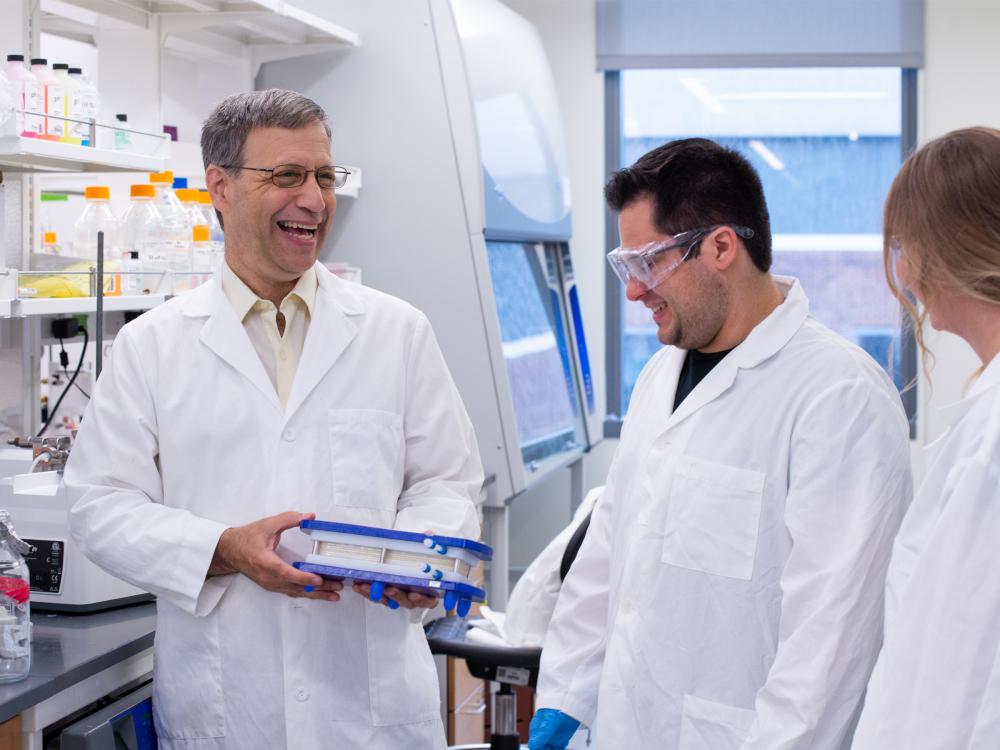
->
[0,510,32,683]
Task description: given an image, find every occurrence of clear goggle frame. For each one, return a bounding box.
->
[607,224,755,288]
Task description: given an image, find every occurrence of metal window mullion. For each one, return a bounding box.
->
[900,68,919,438]
[604,71,623,438]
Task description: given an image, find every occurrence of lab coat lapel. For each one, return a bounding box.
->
[283,265,363,422]
[188,273,282,412]
[661,276,809,435]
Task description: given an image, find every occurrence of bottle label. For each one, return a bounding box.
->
[0,577,29,604]
[0,620,29,659]
[46,86,65,137]
[24,83,44,135]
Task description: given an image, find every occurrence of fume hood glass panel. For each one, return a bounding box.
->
[486,241,585,468]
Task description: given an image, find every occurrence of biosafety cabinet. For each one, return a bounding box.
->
[259,0,598,504]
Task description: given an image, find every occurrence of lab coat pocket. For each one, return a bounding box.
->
[152,609,225,740]
[679,694,755,750]
[365,604,441,726]
[328,409,404,509]
[662,457,765,580]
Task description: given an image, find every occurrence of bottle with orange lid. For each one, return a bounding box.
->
[150,171,192,291]
[73,186,119,263]
[196,190,226,257]
[191,224,215,282]
[121,184,168,289]
[40,231,62,256]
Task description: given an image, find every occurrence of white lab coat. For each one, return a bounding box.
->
[64,263,483,750]
[852,353,1000,749]
[536,277,912,750]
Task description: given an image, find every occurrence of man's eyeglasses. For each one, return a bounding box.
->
[221,164,352,190]
[607,224,755,289]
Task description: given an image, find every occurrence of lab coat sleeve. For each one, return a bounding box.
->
[534,470,617,726]
[65,325,230,617]
[392,314,482,542]
[740,378,912,750]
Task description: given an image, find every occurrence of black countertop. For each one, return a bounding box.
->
[0,603,156,724]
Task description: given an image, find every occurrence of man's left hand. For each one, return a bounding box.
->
[352,581,439,610]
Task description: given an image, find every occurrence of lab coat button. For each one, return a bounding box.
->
[295,688,309,702]
[278,348,288,361]
[283,428,295,442]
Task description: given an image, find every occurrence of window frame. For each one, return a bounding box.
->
[603,67,919,439]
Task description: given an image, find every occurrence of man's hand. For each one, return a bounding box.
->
[352,581,439,610]
[209,511,342,602]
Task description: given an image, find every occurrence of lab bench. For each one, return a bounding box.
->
[0,603,155,749]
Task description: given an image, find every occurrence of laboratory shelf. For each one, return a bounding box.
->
[0,136,168,174]
[7,294,168,318]
[45,1,360,71]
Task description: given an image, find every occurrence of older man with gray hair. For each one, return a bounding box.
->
[64,89,483,749]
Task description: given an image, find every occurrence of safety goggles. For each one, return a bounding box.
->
[607,224,755,288]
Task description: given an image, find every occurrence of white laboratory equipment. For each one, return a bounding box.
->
[0,464,151,613]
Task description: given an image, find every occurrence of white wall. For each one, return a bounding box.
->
[912,0,1000,477]
[498,0,616,582]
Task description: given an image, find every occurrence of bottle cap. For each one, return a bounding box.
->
[116,113,128,122]
[197,191,213,205]
[192,225,210,242]
[68,67,82,74]
[6,54,25,62]
[172,176,188,189]
[149,171,174,184]
[130,184,155,198]
[130,251,139,259]
[176,188,198,203]
[44,232,57,244]
[53,63,69,70]
[30,58,47,66]
[85,186,110,200]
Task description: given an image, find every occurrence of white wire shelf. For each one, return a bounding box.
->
[6,294,168,318]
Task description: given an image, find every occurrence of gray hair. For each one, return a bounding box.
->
[200,89,331,172]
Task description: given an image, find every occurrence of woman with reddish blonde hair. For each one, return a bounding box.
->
[853,126,1000,748]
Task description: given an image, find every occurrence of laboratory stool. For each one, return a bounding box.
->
[427,508,594,750]
[426,615,540,750]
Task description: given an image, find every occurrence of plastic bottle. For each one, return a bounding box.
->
[67,67,94,145]
[191,224,214,273]
[40,232,61,255]
[30,58,63,141]
[149,172,192,290]
[0,68,13,135]
[59,65,82,145]
[175,188,205,229]
[73,186,119,265]
[113,113,131,150]
[196,191,225,259]
[122,250,142,294]
[50,64,74,143]
[4,54,41,137]
[120,183,168,285]
[0,511,32,684]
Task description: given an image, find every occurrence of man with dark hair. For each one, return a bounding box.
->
[65,89,483,749]
[529,138,913,749]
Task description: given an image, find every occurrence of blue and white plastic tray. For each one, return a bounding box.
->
[294,520,493,617]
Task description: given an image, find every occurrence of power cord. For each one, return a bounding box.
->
[57,337,91,399]
[39,325,89,437]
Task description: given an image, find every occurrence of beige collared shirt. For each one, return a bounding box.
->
[221,261,317,407]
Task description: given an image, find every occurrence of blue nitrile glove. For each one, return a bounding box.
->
[529,709,580,750]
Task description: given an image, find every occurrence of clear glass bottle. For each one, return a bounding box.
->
[29,58,62,141]
[122,250,142,294]
[121,184,167,290]
[196,190,226,260]
[113,113,131,150]
[40,231,61,255]
[0,511,32,684]
[149,172,192,291]
[73,185,120,263]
